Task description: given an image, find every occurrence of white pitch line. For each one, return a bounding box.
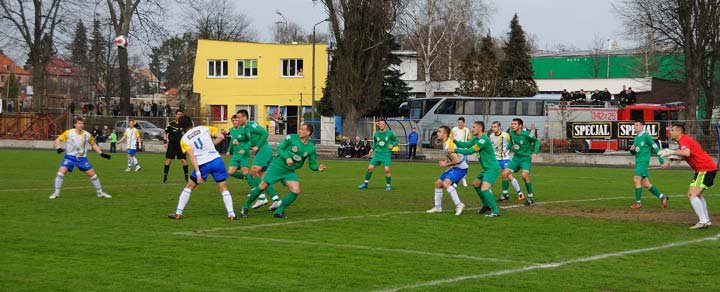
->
[179,195,634,234]
[0,182,183,193]
[377,233,720,292]
[177,232,535,264]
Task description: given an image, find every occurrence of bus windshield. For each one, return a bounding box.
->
[409,98,440,120]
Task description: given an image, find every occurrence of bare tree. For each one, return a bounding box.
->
[398,0,487,96]
[318,0,402,135]
[273,21,307,43]
[186,0,256,41]
[616,0,720,125]
[105,0,165,115]
[0,0,64,112]
[588,33,606,78]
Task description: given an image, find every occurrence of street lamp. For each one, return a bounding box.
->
[311,18,329,122]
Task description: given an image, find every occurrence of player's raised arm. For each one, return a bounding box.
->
[453,138,476,148]
[248,122,269,146]
[454,144,480,155]
[276,136,292,160]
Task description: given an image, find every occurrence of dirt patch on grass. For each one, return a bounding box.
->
[512,205,719,226]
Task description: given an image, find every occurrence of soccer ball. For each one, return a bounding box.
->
[658,149,682,161]
[114,35,128,49]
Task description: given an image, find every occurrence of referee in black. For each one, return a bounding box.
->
[163,109,188,183]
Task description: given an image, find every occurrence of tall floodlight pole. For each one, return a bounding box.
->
[312,18,329,122]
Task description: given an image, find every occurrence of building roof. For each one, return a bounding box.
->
[0,53,31,75]
[45,57,85,77]
[165,88,179,96]
[135,68,159,83]
[536,77,653,93]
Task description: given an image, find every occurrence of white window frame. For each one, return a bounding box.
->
[236,59,258,78]
[281,59,304,78]
[207,60,228,78]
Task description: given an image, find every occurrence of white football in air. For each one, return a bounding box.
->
[114,35,128,49]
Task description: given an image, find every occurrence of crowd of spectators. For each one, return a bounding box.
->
[561,86,637,106]
[338,136,372,158]
[67,100,175,117]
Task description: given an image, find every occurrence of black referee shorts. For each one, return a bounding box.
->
[165,143,186,160]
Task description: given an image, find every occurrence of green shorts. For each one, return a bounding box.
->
[635,162,649,177]
[253,145,273,168]
[507,156,532,173]
[476,168,501,184]
[263,164,299,185]
[370,152,392,167]
[229,154,249,168]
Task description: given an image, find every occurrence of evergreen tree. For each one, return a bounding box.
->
[498,14,537,97]
[88,19,106,95]
[459,32,500,97]
[70,20,88,67]
[4,72,20,101]
[317,58,336,117]
[368,34,411,117]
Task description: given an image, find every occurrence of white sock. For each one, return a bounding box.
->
[127,158,133,168]
[700,196,711,223]
[258,193,267,200]
[434,188,443,208]
[511,178,522,193]
[89,175,103,193]
[271,195,280,201]
[221,190,235,216]
[133,157,139,166]
[690,197,710,224]
[54,172,64,194]
[176,188,192,215]
[446,185,462,206]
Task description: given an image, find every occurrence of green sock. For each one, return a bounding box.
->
[266,184,279,200]
[364,171,372,181]
[385,176,391,185]
[231,172,244,179]
[525,181,533,194]
[634,187,642,203]
[275,192,298,214]
[243,186,263,208]
[474,187,488,206]
[648,185,664,199]
[502,180,509,192]
[482,189,500,215]
[245,173,256,189]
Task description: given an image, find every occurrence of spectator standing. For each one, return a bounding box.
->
[109,130,118,153]
[408,127,419,160]
[164,103,172,117]
[101,126,110,143]
[151,101,158,117]
[97,101,104,116]
[69,101,76,114]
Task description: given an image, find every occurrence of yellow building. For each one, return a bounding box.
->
[193,39,328,134]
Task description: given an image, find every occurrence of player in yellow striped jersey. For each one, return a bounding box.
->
[426,126,466,215]
[451,117,472,187]
[50,116,112,199]
[117,119,142,172]
[168,115,236,220]
[489,121,524,201]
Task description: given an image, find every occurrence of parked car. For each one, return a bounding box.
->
[114,120,165,140]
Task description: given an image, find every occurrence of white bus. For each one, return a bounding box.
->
[404,95,561,146]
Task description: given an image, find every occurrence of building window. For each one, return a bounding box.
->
[236,59,258,77]
[0,75,4,82]
[64,68,71,73]
[210,104,228,122]
[281,59,304,77]
[207,60,228,78]
[235,105,256,120]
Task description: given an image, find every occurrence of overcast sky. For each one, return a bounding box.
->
[245,0,626,50]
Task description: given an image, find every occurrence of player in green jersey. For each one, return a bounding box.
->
[225,114,254,191]
[501,118,540,206]
[236,110,281,209]
[358,119,398,191]
[449,121,502,217]
[629,120,668,209]
[240,123,326,219]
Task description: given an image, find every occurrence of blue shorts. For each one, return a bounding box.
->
[190,157,228,183]
[60,155,93,172]
[439,167,468,184]
[498,159,510,169]
[127,149,137,156]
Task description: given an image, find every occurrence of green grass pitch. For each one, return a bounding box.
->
[1,149,719,291]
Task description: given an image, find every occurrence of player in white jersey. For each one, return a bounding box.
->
[451,117,472,187]
[117,119,142,172]
[490,121,523,201]
[50,116,112,199]
[427,126,467,215]
[168,115,236,220]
